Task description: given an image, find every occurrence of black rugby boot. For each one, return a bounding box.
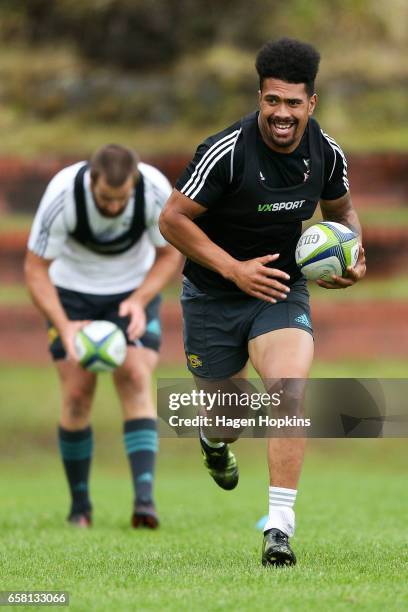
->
[262,528,296,567]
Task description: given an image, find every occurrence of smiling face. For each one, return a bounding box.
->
[258,78,317,153]
[91,174,135,218]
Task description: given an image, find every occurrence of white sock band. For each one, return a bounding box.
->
[264,487,297,537]
[269,486,297,509]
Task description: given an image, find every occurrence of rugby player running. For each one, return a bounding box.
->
[160,38,366,566]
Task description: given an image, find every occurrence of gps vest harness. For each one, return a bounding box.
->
[70,163,146,255]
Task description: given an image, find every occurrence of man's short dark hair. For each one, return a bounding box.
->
[90,144,139,187]
[255,38,320,97]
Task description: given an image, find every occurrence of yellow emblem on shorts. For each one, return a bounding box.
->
[188,353,202,368]
[48,326,59,344]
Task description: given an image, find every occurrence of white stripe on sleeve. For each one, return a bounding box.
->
[229,129,242,183]
[321,130,349,191]
[188,144,235,200]
[181,130,240,198]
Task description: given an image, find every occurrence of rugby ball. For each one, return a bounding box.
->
[295,222,359,282]
[74,320,127,372]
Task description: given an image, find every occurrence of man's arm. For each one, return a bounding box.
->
[159,189,290,303]
[24,251,85,360]
[119,244,182,340]
[24,167,88,359]
[319,192,366,289]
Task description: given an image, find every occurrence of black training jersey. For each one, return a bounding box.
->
[176,111,349,296]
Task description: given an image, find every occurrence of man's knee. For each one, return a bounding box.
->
[115,362,152,393]
[63,383,94,419]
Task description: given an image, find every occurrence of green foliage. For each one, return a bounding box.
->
[0,1,407,152]
[3,0,407,72]
[4,0,267,70]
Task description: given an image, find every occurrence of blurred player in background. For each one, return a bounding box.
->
[160,38,366,565]
[25,144,180,528]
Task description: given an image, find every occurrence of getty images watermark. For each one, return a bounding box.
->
[157,379,408,438]
[166,388,311,430]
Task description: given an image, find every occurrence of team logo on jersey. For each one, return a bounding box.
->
[303,158,311,182]
[258,200,305,212]
[187,353,202,368]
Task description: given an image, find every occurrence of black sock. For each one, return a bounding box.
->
[123,418,158,506]
[58,425,93,515]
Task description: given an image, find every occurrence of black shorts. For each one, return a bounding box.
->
[181,277,313,379]
[48,287,162,360]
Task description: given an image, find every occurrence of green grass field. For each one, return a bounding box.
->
[1,364,408,610]
[2,442,408,611]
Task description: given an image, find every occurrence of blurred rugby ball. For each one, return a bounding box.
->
[74,320,127,372]
[295,222,359,282]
